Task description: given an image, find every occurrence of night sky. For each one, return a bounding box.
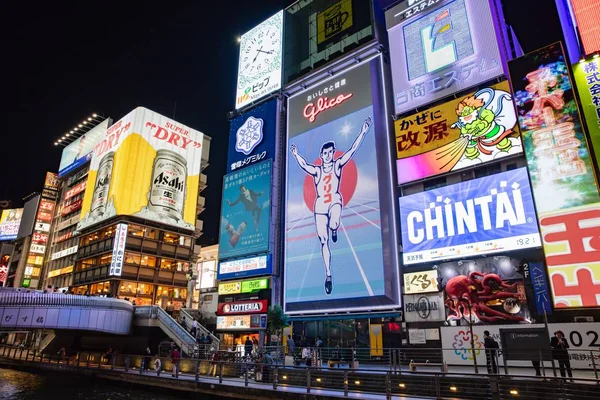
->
[0,0,563,244]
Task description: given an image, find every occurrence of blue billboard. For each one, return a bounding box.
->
[217,254,272,281]
[219,159,272,260]
[227,99,277,173]
[58,119,110,177]
[399,167,541,265]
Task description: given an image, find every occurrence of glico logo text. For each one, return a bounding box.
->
[405,181,527,245]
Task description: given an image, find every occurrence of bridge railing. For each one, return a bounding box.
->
[0,290,133,312]
[1,344,599,400]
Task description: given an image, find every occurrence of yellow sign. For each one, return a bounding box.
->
[78,107,204,232]
[47,266,74,278]
[317,0,353,44]
[218,281,242,295]
[404,270,439,295]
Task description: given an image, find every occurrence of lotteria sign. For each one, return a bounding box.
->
[399,167,541,264]
[217,299,268,316]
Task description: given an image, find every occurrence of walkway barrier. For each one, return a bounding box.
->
[1,345,598,400]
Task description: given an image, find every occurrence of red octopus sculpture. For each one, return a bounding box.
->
[445,271,525,323]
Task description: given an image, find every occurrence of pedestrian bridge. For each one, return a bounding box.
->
[0,289,133,335]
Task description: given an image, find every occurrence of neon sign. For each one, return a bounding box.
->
[303,93,353,123]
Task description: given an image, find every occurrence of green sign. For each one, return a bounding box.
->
[241,278,269,293]
[22,278,31,288]
[573,59,600,169]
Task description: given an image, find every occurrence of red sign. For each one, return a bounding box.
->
[61,199,83,216]
[571,0,600,56]
[55,231,73,243]
[64,181,87,200]
[217,299,268,316]
[32,232,48,244]
[303,93,353,123]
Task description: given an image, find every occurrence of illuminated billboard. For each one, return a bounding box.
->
[570,0,600,56]
[218,277,269,295]
[0,209,23,241]
[217,254,272,281]
[386,0,505,115]
[219,159,272,260]
[235,11,283,110]
[508,42,600,308]
[227,98,277,172]
[77,107,204,232]
[573,59,600,166]
[395,81,522,184]
[400,168,541,264]
[285,55,401,314]
[58,119,110,177]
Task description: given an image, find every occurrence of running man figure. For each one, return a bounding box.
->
[290,117,372,295]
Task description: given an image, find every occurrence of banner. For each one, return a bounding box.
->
[58,119,110,177]
[78,107,204,232]
[395,81,522,184]
[219,159,272,260]
[109,223,128,276]
[509,42,600,308]
[404,292,446,323]
[404,270,439,294]
[400,168,541,264]
[227,98,277,172]
[285,56,400,314]
[0,208,23,241]
[573,59,600,167]
[217,254,272,281]
[386,0,505,115]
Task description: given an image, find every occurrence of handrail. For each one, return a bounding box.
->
[0,291,134,312]
[135,306,198,356]
[179,308,220,345]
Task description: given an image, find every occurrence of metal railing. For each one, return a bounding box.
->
[0,290,134,312]
[178,308,220,345]
[1,344,598,400]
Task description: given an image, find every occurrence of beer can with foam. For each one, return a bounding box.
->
[90,152,114,217]
[148,150,188,221]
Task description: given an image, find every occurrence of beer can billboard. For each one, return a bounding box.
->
[78,107,204,232]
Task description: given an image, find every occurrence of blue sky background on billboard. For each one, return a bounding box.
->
[227,99,277,173]
[400,167,541,264]
[58,120,109,177]
[219,159,272,260]
[285,105,384,304]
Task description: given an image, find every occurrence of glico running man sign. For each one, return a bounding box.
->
[399,167,541,264]
[284,55,401,314]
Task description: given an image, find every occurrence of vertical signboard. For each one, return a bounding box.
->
[219,159,272,260]
[386,0,506,115]
[394,81,522,184]
[509,42,600,308]
[570,0,600,56]
[285,55,400,314]
[109,223,128,276]
[78,107,204,232]
[227,99,277,172]
[573,59,600,166]
[235,11,284,110]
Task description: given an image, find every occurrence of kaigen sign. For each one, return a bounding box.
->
[58,119,110,177]
[217,254,272,281]
[217,299,268,316]
[509,42,600,308]
[400,168,541,264]
[219,159,272,260]
[395,81,522,184]
[386,0,505,115]
[228,98,277,172]
[285,56,401,314]
[235,11,283,110]
[77,108,204,232]
[404,270,439,294]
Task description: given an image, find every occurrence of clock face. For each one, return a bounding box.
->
[239,24,282,80]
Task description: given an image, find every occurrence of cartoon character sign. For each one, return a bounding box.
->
[290,117,372,295]
[395,82,523,184]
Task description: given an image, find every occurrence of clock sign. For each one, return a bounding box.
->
[235,10,283,110]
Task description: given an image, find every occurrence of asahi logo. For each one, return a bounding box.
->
[405,296,439,319]
[153,172,185,192]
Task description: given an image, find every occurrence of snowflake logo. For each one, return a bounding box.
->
[235,116,264,155]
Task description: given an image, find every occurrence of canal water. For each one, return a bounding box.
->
[0,368,235,399]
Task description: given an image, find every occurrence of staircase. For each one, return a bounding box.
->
[134,306,198,356]
[179,308,219,346]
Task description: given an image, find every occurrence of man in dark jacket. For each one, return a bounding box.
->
[244,337,254,357]
[550,331,573,379]
[227,185,264,232]
[483,330,499,374]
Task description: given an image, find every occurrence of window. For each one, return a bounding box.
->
[163,233,179,244]
[124,252,141,265]
[119,281,154,296]
[72,285,88,295]
[89,281,110,295]
[119,281,138,295]
[156,286,187,299]
[474,164,502,179]
[140,255,156,268]
[159,258,189,271]
[506,163,518,171]
[203,294,213,302]
[128,225,145,237]
[99,254,112,265]
[77,257,97,271]
[424,177,447,191]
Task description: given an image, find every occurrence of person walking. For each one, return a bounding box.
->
[208,351,220,376]
[244,337,254,358]
[143,347,152,373]
[191,319,198,338]
[287,335,295,357]
[483,330,499,374]
[170,347,181,377]
[302,346,312,367]
[550,330,573,379]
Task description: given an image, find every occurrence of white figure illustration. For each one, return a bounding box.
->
[290,117,372,295]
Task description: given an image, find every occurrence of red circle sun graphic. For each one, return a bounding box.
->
[303,150,358,213]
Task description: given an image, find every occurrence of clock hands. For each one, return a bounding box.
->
[253,46,263,63]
